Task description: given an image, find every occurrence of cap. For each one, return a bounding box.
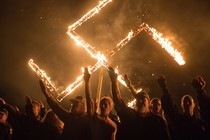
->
[134,91,150,100]
[0,108,8,116]
[32,100,41,108]
[70,96,86,105]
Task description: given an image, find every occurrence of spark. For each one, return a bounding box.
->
[29,0,185,101]
[65,25,145,100]
[65,22,185,100]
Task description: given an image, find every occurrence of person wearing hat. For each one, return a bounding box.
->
[0,108,12,140]
[83,67,117,140]
[39,80,90,140]
[0,96,46,140]
[108,67,170,140]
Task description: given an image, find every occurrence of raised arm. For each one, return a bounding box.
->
[39,80,69,121]
[192,76,210,122]
[124,74,137,96]
[107,67,125,112]
[84,67,95,117]
[157,74,178,121]
[0,98,20,118]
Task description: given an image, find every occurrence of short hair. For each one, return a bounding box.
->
[100,96,113,110]
[134,91,150,100]
[181,95,195,109]
[150,98,161,105]
[32,101,41,109]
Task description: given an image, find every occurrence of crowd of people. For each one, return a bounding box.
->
[1,67,210,140]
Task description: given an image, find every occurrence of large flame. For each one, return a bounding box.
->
[28,0,185,102]
[57,59,105,101]
[68,0,112,31]
[52,0,185,101]
[63,24,148,100]
[143,23,185,65]
[28,59,58,97]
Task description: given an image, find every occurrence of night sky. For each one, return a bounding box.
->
[1,0,210,110]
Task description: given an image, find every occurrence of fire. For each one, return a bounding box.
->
[109,24,145,58]
[127,99,136,108]
[64,24,164,100]
[136,88,142,93]
[68,0,112,31]
[28,59,58,97]
[56,60,105,101]
[143,23,185,65]
[127,89,142,108]
[29,0,185,101]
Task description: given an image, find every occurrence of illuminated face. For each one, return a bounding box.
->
[136,96,150,112]
[0,113,7,123]
[150,98,162,114]
[100,98,112,117]
[32,103,40,117]
[72,101,86,115]
[182,95,195,115]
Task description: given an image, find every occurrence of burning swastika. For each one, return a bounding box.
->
[29,0,185,102]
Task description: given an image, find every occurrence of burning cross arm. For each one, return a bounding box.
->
[28,59,59,97]
[28,0,185,103]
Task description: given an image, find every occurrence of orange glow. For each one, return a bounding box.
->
[68,0,112,31]
[59,1,185,101]
[143,23,185,65]
[127,99,136,108]
[28,59,58,97]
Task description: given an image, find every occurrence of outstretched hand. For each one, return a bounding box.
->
[84,67,90,82]
[124,74,131,87]
[157,74,167,88]
[107,67,118,82]
[192,75,206,91]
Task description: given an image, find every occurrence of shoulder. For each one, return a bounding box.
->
[148,112,166,124]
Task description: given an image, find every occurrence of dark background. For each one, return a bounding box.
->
[1,0,210,111]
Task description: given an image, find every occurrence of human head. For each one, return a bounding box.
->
[31,101,41,117]
[150,98,162,114]
[99,96,113,117]
[70,96,86,115]
[134,91,150,113]
[181,95,195,116]
[0,108,8,123]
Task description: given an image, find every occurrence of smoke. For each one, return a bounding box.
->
[1,0,210,108]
